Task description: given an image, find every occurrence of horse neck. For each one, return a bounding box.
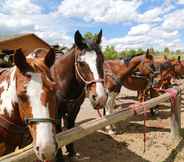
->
[53,47,85,98]
[119,55,143,79]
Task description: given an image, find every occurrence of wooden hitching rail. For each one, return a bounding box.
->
[0,84,183,162]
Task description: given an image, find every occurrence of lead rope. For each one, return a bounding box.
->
[97,109,102,118]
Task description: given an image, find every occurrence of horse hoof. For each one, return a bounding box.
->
[68,152,80,161]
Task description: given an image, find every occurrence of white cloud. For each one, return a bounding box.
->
[138,7,162,23]
[162,9,184,31]
[103,25,182,51]
[0,0,41,15]
[55,0,141,23]
[0,0,73,46]
[176,0,184,4]
[128,24,151,36]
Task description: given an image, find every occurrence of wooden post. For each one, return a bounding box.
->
[170,89,181,140]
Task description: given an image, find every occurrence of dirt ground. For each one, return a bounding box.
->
[63,85,184,162]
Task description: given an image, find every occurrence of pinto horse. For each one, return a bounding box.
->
[0,48,58,161]
[103,50,156,134]
[51,30,107,161]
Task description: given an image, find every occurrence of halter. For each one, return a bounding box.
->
[139,56,155,74]
[74,51,104,86]
[24,117,58,125]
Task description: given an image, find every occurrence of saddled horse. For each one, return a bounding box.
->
[103,50,156,134]
[51,30,107,161]
[0,48,58,161]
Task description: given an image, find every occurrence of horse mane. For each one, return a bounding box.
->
[123,52,145,64]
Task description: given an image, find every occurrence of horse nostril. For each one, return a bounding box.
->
[92,94,97,101]
[36,146,39,152]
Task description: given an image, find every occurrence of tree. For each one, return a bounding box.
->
[164,47,170,54]
[103,46,119,59]
[83,32,97,40]
[137,48,144,54]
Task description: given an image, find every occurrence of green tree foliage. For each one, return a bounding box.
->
[103,46,119,59]
[83,32,97,41]
[164,47,170,54]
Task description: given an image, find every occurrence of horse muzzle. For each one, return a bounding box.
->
[89,93,108,109]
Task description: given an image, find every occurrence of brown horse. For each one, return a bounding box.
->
[172,56,184,79]
[103,50,156,134]
[51,30,107,161]
[154,58,176,89]
[0,48,58,161]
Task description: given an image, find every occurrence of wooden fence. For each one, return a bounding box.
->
[0,84,184,162]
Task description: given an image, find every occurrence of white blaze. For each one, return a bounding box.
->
[26,73,56,160]
[0,67,17,116]
[80,51,106,98]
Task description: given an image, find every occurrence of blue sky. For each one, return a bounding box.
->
[0,0,184,51]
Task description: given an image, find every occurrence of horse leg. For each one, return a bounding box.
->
[105,92,118,135]
[54,103,65,162]
[65,105,81,158]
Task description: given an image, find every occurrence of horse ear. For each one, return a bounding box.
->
[96,29,102,44]
[74,30,86,50]
[14,49,31,73]
[145,49,149,58]
[44,48,56,68]
[164,55,168,60]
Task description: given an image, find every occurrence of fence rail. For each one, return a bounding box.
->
[1,84,184,162]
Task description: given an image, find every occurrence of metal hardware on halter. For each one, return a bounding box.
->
[24,118,59,125]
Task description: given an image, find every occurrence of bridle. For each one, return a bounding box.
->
[74,50,104,86]
[139,56,155,75]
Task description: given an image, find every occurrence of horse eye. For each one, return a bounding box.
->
[79,61,86,66]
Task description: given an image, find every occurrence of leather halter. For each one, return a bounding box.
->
[74,51,104,86]
[24,117,58,125]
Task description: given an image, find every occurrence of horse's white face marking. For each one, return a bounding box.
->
[80,51,106,98]
[0,67,18,116]
[26,52,36,59]
[26,73,56,160]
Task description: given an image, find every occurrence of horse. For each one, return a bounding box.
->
[171,56,184,79]
[0,48,58,161]
[153,57,176,89]
[51,30,107,161]
[103,50,156,134]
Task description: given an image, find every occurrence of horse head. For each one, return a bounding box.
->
[158,59,176,88]
[14,48,57,161]
[74,30,107,109]
[136,49,155,77]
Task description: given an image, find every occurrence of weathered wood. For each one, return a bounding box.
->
[1,84,184,162]
[170,89,181,140]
